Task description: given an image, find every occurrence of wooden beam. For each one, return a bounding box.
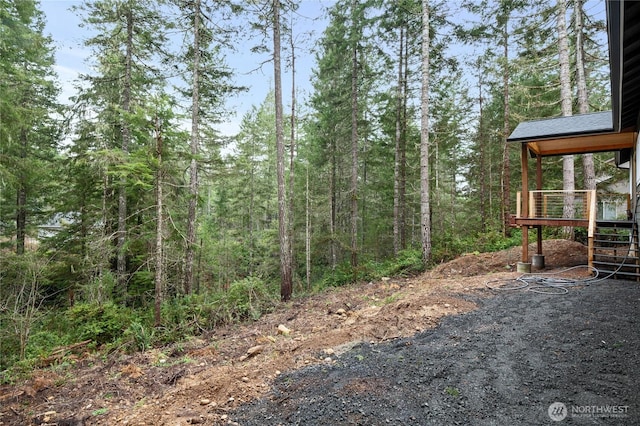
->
[536,155,543,255]
[513,218,589,227]
[527,131,636,157]
[521,144,529,263]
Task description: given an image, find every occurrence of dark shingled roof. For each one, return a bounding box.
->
[507,111,613,143]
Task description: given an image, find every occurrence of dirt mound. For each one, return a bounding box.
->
[0,239,593,426]
[429,239,587,277]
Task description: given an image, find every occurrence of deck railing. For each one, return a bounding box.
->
[514,190,632,270]
[515,190,630,222]
[515,190,596,221]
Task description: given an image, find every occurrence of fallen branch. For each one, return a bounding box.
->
[41,339,92,366]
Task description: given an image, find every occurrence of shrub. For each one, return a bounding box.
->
[223,276,275,322]
[65,302,133,345]
[475,229,522,253]
[124,321,154,352]
[157,276,277,343]
[25,330,64,360]
[382,249,424,277]
[317,263,355,289]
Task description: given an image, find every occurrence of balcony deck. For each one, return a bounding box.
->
[512,190,631,270]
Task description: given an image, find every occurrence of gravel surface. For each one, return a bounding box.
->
[231,279,640,425]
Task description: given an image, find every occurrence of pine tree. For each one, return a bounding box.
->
[74,0,171,299]
[420,0,431,263]
[174,0,241,295]
[307,0,374,273]
[0,0,60,254]
[574,0,595,191]
[272,0,293,301]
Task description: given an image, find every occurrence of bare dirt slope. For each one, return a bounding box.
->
[4,239,628,426]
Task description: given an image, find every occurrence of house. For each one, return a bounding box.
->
[507,0,640,279]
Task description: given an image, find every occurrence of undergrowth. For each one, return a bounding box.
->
[0,232,522,382]
[0,276,277,382]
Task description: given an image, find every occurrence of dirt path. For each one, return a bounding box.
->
[3,240,637,425]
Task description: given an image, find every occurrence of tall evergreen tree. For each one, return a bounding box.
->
[0,0,60,254]
[174,0,240,295]
[420,0,431,263]
[74,0,171,299]
[557,0,575,237]
[375,0,421,255]
[183,0,203,296]
[574,0,595,191]
[308,0,374,272]
[272,0,293,301]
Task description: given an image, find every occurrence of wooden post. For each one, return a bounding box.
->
[536,154,543,255]
[521,143,529,263]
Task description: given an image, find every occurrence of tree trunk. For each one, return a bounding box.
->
[478,65,487,233]
[558,0,575,238]
[420,0,431,264]
[401,34,408,249]
[154,115,164,327]
[306,165,311,290]
[350,1,359,270]
[501,20,511,238]
[117,9,134,296]
[16,128,27,255]
[183,0,201,295]
[273,0,292,301]
[393,27,404,256]
[574,0,588,114]
[574,0,595,191]
[330,141,337,270]
[289,26,296,279]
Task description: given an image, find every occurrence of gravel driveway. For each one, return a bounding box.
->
[231,279,639,425]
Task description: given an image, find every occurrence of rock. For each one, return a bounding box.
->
[277,324,291,335]
[199,399,211,405]
[241,376,250,383]
[324,348,335,355]
[246,345,264,357]
[336,308,346,315]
